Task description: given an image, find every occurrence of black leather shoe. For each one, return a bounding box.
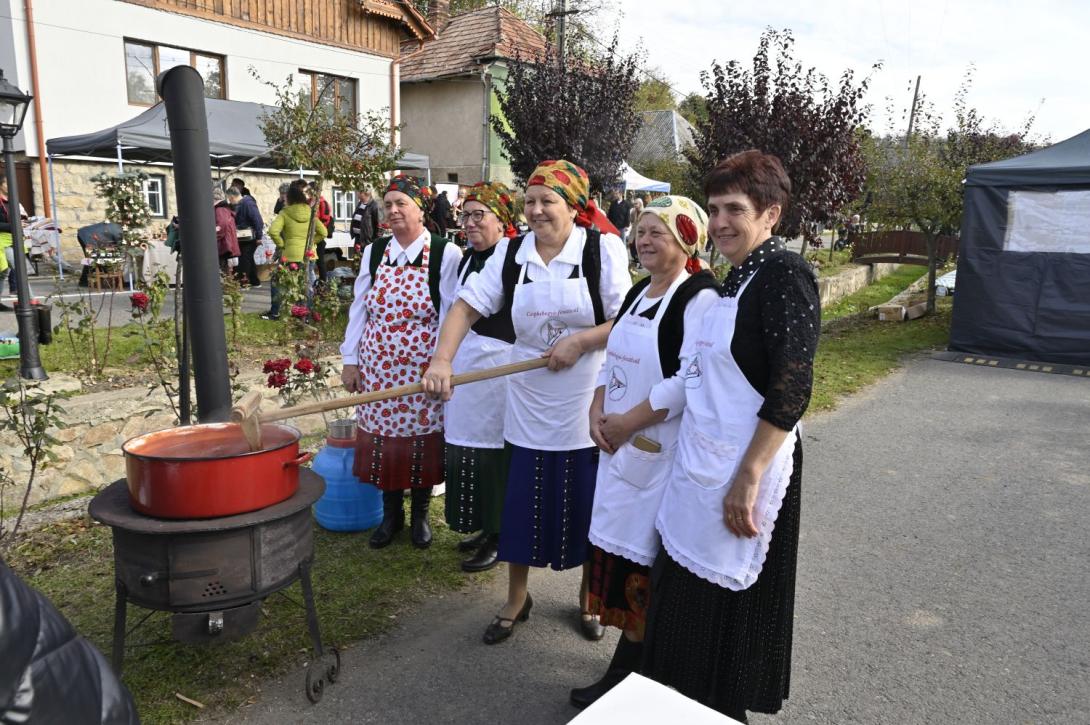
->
[461,534,499,572]
[368,514,403,549]
[457,530,488,552]
[579,613,606,641]
[483,593,532,645]
[569,669,629,709]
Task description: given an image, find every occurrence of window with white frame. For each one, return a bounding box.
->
[142,175,167,218]
[331,188,356,223]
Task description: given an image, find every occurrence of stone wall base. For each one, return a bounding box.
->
[817,263,900,307]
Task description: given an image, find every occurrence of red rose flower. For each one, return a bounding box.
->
[311,311,321,322]
[293,358,315,374]
[675,214,699,246]
[290,304,310,319]
[130,292,149,313]
[266,371,288,388]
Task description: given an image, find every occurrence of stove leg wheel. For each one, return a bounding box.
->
[305,664,325,704]
[325,647,341,684]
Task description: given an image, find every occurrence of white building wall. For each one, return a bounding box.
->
[3,0,394,158]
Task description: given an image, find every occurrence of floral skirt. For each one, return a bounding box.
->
[496,444,599,571]
[444,443,509,535]
[588,544,651,639]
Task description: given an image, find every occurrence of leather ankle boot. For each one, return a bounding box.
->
[369,490,405,549]
[569,635,643,709]
[461,534,499,572]
[410,487,432,549]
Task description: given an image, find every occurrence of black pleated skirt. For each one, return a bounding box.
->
[642,440,803,721]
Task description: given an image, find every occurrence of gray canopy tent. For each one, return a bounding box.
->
[46,97,431,179]
[950,129,1090,365]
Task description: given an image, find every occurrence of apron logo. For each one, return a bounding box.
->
[607,366,628,401]
[684,353,703,389]
[540,318,569,346]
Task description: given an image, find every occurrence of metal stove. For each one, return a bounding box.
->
[89,469,339,703]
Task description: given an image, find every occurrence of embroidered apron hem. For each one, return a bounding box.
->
[588,531,657,568]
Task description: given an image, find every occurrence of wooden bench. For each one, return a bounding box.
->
[850,230,958,266]
[90,263,125,290]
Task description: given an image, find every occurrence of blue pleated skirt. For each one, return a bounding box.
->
[497,444,599,571]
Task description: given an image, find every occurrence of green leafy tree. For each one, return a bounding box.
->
[254,70,401,307]
[678,92,708,128]
[633,75,676,112]
[864,67,1036,313]
[493,38,642,192]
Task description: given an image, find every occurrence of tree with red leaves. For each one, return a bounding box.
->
[686,28,878,250]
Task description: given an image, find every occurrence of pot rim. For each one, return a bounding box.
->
[122,422,302,463]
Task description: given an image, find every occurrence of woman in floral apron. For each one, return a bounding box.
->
[340,175,462,549]
[443,182,519,573]
[569,196,719,708]
[645,151,820,723]
[423,160,632,644]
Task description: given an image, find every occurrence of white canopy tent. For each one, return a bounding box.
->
[620,161,670,193]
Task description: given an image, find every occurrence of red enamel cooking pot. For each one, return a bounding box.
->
[122,422,311,519]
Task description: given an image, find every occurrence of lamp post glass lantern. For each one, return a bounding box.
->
[0,68,46,380]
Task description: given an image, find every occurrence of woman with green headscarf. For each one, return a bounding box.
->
[443,181,518,572]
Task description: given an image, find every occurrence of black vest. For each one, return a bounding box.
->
[499,228,606,327]
[457,245,516,344]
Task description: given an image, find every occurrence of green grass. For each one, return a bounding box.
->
[821,265,927,322]
[810,299,952,413]
[805,247,856,277]
[8,501,488,724]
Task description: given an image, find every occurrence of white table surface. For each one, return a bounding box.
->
[568,673,744,725]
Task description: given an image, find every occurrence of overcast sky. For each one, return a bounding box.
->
[612,0,1088,143]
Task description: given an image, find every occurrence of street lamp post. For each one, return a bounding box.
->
[0,69,46,380]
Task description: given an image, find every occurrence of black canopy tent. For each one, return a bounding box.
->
[45,97,432,178]
[949,129,1090,365]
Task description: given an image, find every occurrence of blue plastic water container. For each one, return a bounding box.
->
[312,422,382,532]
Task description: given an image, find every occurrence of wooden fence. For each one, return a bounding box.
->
[849,230,959,266]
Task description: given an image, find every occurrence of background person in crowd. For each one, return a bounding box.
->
[643,150,820,723]
[306,181,334,284]
[442,181,519,574]
[627,196,645,263]
[0,177,28,298]
[607,189,631,243]
[431,189,453,236]
[423,159,630,646]
[230,176,252,198]
[273,182,290,216]
[350,186,381,252]
[571,195,719,709]
[226,186,264,288]
[212,186,240,274]
[340,175,461,550]
[263,182,328,320]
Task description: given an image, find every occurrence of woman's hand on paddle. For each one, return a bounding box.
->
[543,335,584,371]
[341,364,363,393]
[722,470,761,538]
[422,358,454,401]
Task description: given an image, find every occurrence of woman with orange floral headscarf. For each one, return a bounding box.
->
[424,160,631,645]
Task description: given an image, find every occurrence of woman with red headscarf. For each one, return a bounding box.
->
[424,160,631,645]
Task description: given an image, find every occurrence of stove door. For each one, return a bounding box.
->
[168,529,256,608]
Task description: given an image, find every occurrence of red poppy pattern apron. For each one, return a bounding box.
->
[353,242,445,491]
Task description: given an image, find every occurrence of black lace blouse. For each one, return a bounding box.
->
[723,237,820,431]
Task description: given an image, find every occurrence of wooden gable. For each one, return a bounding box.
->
[120,0,434,58]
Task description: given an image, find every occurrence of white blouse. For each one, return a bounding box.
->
[458,225,631,321]
[339,231,463,365]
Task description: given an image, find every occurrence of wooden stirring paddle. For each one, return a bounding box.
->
[230,356,550,451]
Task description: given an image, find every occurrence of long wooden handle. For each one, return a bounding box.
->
[260,357,549,423]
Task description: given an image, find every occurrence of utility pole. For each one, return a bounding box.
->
[546,0,578,69]
[904,75,921,147]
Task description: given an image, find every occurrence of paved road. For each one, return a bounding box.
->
[0,273,273,333]
[226,358,1090,725]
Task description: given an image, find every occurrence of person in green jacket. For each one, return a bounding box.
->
[262,181,328,320]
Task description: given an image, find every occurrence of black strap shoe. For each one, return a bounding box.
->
[410,487,432,549]
[461,534,499,572]
[483,593,532,645]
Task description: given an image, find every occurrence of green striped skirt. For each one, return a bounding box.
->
[444,443,509,535]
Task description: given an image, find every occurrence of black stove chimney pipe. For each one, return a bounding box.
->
[158,67,232,423]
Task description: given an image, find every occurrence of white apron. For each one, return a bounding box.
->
[444,258,512,449]
[505,246,603,451]
[656,274,797,590]
[589,273,688,566]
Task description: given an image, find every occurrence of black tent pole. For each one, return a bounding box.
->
[158,67,231,423]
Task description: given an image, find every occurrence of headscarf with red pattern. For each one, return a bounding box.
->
[464,181,518,239]
[385,173,433,212]
[639,195,709,275]
[526,159,620,237]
